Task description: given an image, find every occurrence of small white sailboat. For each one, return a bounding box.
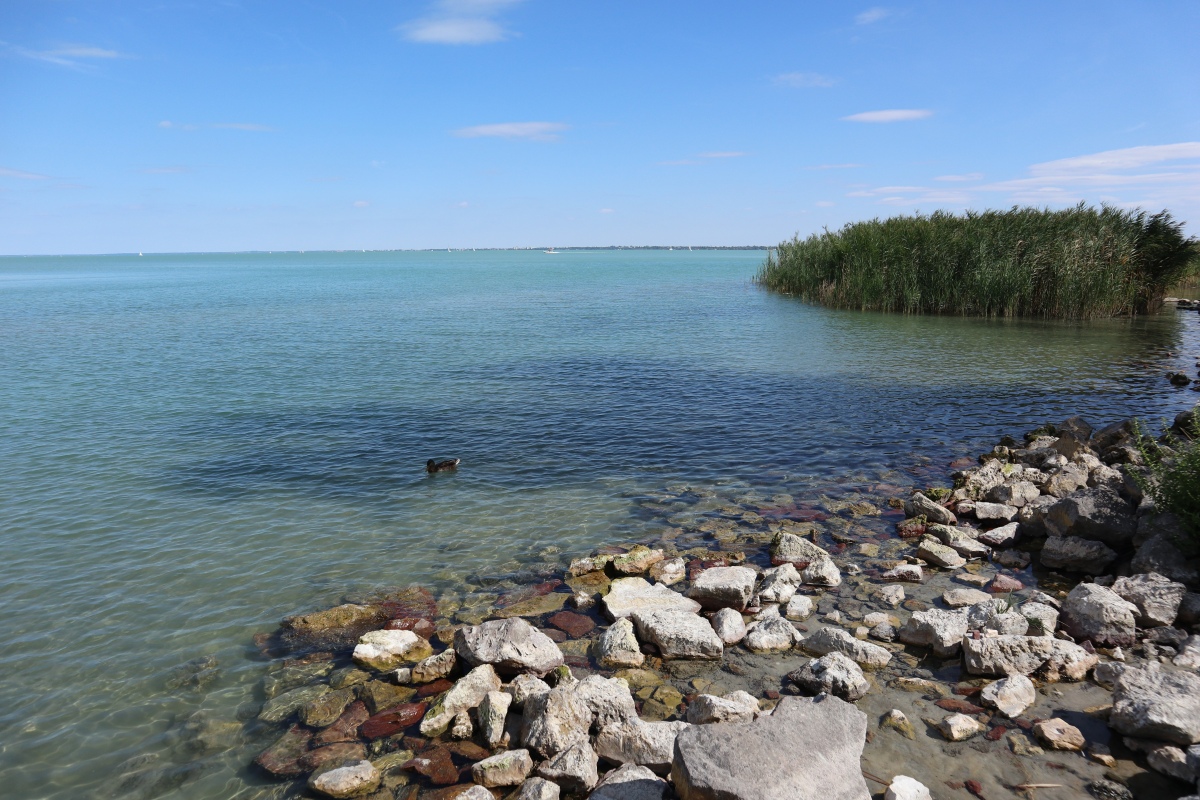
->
[544,247,559,254]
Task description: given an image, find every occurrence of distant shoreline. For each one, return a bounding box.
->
[1,246,772,258]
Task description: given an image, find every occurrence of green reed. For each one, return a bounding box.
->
[758,205,1198,318]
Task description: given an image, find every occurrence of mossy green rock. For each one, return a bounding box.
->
[259,684,330,723]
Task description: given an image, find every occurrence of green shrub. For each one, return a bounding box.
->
[759,204,1199,319]
[1135,416,1200,547]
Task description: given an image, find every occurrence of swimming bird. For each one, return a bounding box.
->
[426,458,460,473]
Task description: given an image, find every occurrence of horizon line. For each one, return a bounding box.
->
[0,245,773,258]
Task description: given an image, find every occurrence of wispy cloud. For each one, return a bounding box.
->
[0,166,50,180]
[452,121,568,141]
[808,163,865,170]
[774,72,836,88]
[699,151,746,159]
[11,43,129,68]
[855,7,890,24]
[842,109,932,123]
[1027,142,1200,174]
[934,172,983,182]
[400,0,524,45]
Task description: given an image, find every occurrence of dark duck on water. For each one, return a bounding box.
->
[426,458,460,473]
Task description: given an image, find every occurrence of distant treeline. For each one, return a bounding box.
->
[758,205,1199,319]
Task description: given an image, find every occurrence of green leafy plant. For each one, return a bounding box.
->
[1134,417,1200,547]
[759,204,1199,319]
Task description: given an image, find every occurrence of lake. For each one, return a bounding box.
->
[1,249,1196,798]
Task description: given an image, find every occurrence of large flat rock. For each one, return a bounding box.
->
[1110,666,1200,746]
[671,694,869,800]
[602,578,702,620]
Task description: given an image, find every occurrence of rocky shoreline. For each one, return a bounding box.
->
[241,403,1200,800]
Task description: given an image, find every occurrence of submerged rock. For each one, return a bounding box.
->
[671,694,870,800]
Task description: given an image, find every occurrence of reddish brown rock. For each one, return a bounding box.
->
[379,586,438,621]
[314,700,370,746]
[298,742,367,772]
[385,617,437,639]
[417,678,454,699]
[360,702,428,739]
[936,698,987,715]
[687,558,729,580]
[539,627,567,643]
[548,611,595,638]
[254,725,312,777]
[896,518,926,539]
[985,724,1007,741]
[403,746,458,785]
[444,741,491,761]
[953,684,983,697]
[989,574,1024,593]
[401,735,429,753]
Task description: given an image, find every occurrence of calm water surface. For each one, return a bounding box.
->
[1,250,1197,798]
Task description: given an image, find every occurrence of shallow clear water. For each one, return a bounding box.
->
[1,250,1197,799]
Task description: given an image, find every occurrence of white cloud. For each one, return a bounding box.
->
[1027,143,1200,174]
[400,0,523,44]
[775,72,836,88]
[855,7,890,24]
[353,200,370,208]
[12,43,128,68]
[934,172,984,182]
[452,121,568,141]
[842,109,932,123]
[699,151,746,159]
[0,166,50,180]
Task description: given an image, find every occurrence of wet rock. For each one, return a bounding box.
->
[353,630,434,672]
[671,694,869,800]
[686,691,760,724]
[789,652,870,701]
[361,702,427,739]
[537,739,600,794]
[1113,572,1186,627]
[254,725,312,777]
[299,742,367,774]
[412,649,456,683]
[943,588,992,608]
[905,492,957,525]
[771,531,830,567]
[603,577,703,620]
[259,684,329,723]
[885,775,931,800]
[632,610,723,660]
[547,611,595,639]
[1033,718,1085,751]
[801,626,890,668]
[974,502,1018,522]
[880,709,915,739]
[785,594,815,619]
[281,604,388,651]
[308,760,380,799]
[613,546,666,576]
[980,674,1035,717]
[962,634,1097,680]
[758,563,803,604]
[744,615,799,653]
[402,746,458,785]
[881,564,923,583]
[165,655,220,692]
[1110,666,1200,745]
[596,617,645,668]
[495,592,570,619]
[455,618,564,677]
[710,607,747,645]
[687,566,757,611]
[1045,486,1137,547]
[569,555,613,576]
[521,683,594,757]
[979,522,1020,548]
[803,557,842,587]
[649,556,686,586]
[302,687,357,728]
[595,719,691,774]
[359,680,417,714]
[577,674,638,730]
[507,674,552,709]
[1060,583,1139,647]
[938,713,983,741]
[897,608,969,658]
[1041,535,1118,574]
[512,777,560,800]
[471,749,533,787]
[590,763,669,800]
[420,664,502,737]
[314,701,371,746]
[329,666,371,690]
[877,585,906,606]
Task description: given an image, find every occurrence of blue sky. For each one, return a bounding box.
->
[2,1,1199,254]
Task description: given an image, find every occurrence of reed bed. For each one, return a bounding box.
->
[758,205,1198,319]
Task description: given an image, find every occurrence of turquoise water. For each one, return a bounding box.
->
[1,250,1197,799]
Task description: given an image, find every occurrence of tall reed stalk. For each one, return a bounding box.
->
[759,205,1198,319]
